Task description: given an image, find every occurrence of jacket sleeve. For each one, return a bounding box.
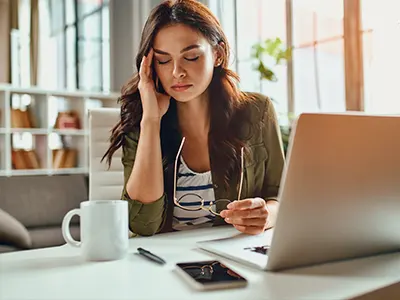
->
[121,131,167,236]
[261,97,285,202]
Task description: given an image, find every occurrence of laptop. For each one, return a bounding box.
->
[197,112,400,271]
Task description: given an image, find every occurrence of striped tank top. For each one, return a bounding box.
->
[172,156,216,231]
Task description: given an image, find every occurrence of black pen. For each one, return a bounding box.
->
[137,247,166,265]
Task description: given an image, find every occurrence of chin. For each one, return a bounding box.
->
[170,91,198,103]
[173,95,193,103]
[170,87,209,103]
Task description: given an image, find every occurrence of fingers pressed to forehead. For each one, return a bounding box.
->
[147,48,154,60]
[139,55,147,76]
[145,49,154,77]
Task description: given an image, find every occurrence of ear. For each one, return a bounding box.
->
[214,41,225,67]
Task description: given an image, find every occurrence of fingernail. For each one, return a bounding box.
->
[227,203,233,209]
[225,218,231,223]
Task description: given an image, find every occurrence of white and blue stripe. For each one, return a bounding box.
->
[172,156,216,231]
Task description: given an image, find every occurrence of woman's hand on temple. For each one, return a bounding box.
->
[138,48,170,122]
[220,198,279,235]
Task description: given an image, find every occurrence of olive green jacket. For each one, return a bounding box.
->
[120,93,285,236]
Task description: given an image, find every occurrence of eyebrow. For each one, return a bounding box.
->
[153,44,201,55]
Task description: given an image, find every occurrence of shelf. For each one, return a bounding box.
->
[0,85,119,177]
[0,128,89,135]
[51,129,88,136]
[0,84,119,100]
[10,128,48,134]
[7,167,89,176]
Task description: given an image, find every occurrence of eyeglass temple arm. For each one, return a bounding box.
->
[174,137,186,202]
[175,140,242,202]
[238,147,244,201]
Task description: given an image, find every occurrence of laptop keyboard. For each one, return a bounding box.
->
[244,245,269,255]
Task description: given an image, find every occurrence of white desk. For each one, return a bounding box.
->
[1,226,399,300]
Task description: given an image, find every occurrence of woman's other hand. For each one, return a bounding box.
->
[220,198,279,235]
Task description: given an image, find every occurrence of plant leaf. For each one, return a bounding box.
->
[257,61,277,82]
[251,37,292,82]
[251,44,264,60]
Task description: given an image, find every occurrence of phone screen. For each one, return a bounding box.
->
[176,260,247,285]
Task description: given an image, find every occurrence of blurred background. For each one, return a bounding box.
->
[1,0,399,167]
[1,0,400,120]
[2,0,400,113]
[0,0,399,173]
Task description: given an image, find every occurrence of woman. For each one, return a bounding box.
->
[103,0,285,236]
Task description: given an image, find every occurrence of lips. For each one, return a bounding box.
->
[171,84,192,92]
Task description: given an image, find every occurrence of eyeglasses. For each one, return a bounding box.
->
[181,261,220,280]
[173,137,244,216]
[180,261,243,281]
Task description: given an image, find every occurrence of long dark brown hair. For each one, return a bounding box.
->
[103,0,255,189]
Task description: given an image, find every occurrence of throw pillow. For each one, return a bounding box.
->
[0,208,32,249]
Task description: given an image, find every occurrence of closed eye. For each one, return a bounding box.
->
[157,56,199,64]
[157,60,171,65]
[185,56,199,62]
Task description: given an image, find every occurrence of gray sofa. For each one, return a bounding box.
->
[0,174,87,253]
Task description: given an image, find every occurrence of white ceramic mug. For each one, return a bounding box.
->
[62,200,129,261]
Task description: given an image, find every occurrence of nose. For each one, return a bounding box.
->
[172,62,186,79]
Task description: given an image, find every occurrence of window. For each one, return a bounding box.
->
[234,0,288,119]
[219,0,358,120]
[12,0,111,150]
[46,0,110,92]
[208,0,237,70]
[229,0,399,117]
[77,1,110,91]
[292,0,345,114]
[10,0,33,150]
[362,0,400,114]
[11,0,31,87]
[215,0,346,121]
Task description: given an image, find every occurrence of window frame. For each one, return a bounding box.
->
[48,0,109,91]
[231,0,365,116]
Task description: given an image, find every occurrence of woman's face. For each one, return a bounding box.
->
[152,24,219,102]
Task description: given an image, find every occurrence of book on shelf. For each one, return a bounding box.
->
[11,108,36,128]
[52,148,77,169]
[11,149,40,169]
[54,111,81,129]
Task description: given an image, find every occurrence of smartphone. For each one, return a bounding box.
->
[175,260,248,291]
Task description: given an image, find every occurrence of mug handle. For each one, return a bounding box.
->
[62,208,81,247]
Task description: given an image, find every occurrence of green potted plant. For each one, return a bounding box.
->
[251,37,293,155]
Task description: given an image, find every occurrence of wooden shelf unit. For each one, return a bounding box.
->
[0,84,119,176]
